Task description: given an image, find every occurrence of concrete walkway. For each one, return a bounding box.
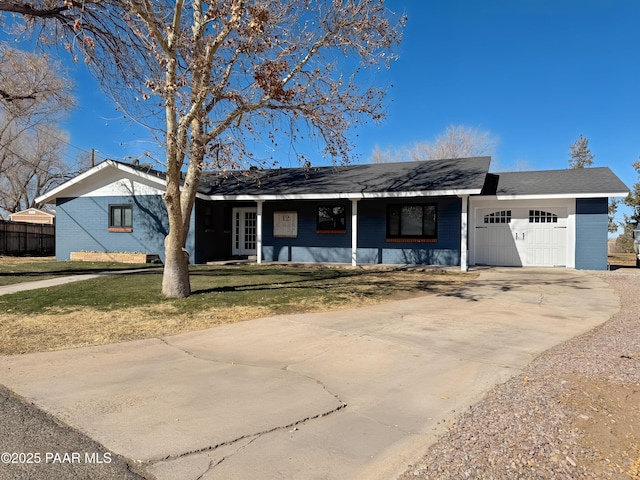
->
[0,268,161,296]
[0,268,619,479]
[0,274,106,295]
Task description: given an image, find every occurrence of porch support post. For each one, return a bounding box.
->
[351,198,359,266]
[256,200,264,264]
[459,194,469,272]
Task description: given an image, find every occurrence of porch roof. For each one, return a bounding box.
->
[198,156,491,200]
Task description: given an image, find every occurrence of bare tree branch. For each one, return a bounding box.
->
[0,89,36,102]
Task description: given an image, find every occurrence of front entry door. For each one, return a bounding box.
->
[232,207,257,256]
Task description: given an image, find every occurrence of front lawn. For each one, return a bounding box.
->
[0,257,152,286]
[0,263,476,355]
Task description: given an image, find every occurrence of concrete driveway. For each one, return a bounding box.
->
[0,268,619,479]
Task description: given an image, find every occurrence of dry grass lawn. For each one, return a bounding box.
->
[0,256,56,265]
[608,252,637,268]
[0,266,476,355]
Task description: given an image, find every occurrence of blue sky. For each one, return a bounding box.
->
[62,0,639,201]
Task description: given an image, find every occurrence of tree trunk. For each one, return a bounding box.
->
[161,225,191,298]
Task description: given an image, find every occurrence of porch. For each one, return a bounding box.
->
[193,197,469,270]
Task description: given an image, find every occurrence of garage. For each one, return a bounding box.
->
[474,206,568,267]
[467,167,633,270]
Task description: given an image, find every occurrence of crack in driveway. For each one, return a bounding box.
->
[151,401,347,466]
[151,336,348,470]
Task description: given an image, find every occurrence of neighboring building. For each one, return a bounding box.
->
[9,208,55,225]
[35,157,628,270]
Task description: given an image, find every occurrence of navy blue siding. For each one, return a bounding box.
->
[575,198,608,270]
[260,197,461,266]
[262,201,351,263]
[56,195,195,263]
[356,198,461,265]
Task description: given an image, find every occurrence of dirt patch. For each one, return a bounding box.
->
[562,376,640,479]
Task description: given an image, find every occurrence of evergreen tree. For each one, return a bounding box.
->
[568,134,595,168]
[615,160,640,254]
[623,160,640,226]
[608,198,620,234]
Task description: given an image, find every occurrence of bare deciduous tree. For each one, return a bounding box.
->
[371,144,401,163]
[0,0,152,98]
[0,46,73,117]
[371,125,497,164]
[137,0,405,298]
[2,0,405,298]
[412,125,497,161]
[0,124,70,213]
[0,46,74,215]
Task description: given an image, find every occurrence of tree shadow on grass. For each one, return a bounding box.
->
[0,265,156,279]
[190,268,455,298]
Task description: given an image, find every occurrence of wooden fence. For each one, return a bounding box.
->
[0,220,55,256]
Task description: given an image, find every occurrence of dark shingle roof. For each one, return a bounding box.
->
[110,158,629,199]
[198,157,491,197]
[484,167,629,197]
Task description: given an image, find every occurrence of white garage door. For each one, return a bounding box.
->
[475,207,567,267]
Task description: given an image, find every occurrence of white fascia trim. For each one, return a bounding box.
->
[203,188,483,201]
[35,160,168,204]
[478,192,629,201]
[35,160,113,204]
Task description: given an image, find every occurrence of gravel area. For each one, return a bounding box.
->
[400,268,640,480]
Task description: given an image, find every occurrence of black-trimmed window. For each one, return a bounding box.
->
[317,206,346,233]
[529,210,558,223]
[109,204,132,231]
[484,210,512,224]
[387,204,437,239]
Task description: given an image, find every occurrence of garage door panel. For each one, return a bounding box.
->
[523,224,566,267]
[475,224,521,266]
[475,207,567,267]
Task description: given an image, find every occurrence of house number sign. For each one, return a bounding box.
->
[273,211,298,238]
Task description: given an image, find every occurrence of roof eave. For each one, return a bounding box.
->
[35,161,167,204]
[202,188,484,201]
[492,191,629,201]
